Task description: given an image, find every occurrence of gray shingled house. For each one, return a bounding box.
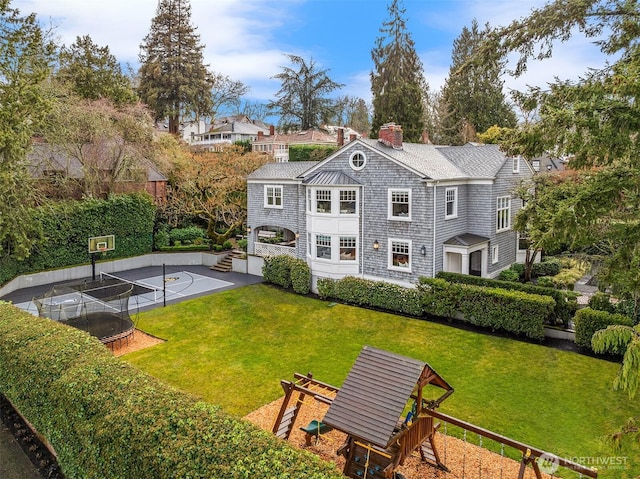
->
[246,123,533,290]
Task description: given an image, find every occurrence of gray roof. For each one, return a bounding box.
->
[246,161,318,180]
[27,143,167,181]
[303,170,361,185]
[444,233,490,246]
[247,140,511,183]
[436,143,507,178]
[359,139,508,180]
[322,346,449,449]
[208,121,267,135]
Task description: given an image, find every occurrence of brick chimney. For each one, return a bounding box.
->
[269,125,275,136]
[378,123,403,149]
[337,127,344,146]
[349,134,357,142]
[257,131,264,141]
[421,129,431,144]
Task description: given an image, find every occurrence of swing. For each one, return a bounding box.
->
[300,419,332,445]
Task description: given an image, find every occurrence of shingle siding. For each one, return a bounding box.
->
[246,138,533,286]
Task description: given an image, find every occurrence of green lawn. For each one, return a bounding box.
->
[125,284,640,478]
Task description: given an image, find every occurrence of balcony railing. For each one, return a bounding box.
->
[254,242,297,258]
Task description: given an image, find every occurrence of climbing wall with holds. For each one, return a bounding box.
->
[344,439,394,479]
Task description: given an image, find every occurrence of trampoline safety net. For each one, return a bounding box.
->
[33,278,136,344]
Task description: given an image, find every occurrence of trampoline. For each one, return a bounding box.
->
[32,279,137,347]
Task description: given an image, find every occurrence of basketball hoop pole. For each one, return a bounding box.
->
[91,253,97,281]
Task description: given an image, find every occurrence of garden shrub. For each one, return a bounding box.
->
[288,144,337,162]
[588,292,616,314]
[290,261,311,295]
[237,239,248,251]
[169,226,206,245]
[419,277,553,339]
[435,271,575,327]
[573,307,633,352]
[531,257,562,278]
[0,304,344,479]
[510,262,525,280]
[261,256,310,294]
[614,299,640,325]
[153,230,170,249]
[316,276,423,317]
[222,240,233,250]
[0,194,155,285]
[497,268,520,282]
[536,276,555,289]
[262,256,294,289]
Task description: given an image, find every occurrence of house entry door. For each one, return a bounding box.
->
[469,250,482,276]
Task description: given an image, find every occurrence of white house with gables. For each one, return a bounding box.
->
[246,123,533,289]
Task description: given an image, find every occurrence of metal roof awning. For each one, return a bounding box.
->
[302,170,361,185]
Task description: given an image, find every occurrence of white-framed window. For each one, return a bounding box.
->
[339,237,357,261]
[389,239,411,271]
[339,190,356,214]
[307,232,312,257]
[307,189,312,212]
[316,235,332,260]
[445,187,457,219]
[496,196,511,231]
[349,151,367,170]
[492,245,499,264]
[264,185,282,208]
[513,156,520,173]
[316,190,332,213]
[388,189,411,220]
[531,159,540,172]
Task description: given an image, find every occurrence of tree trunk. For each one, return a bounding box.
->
[169,116,180,136]
[523,248,540,282]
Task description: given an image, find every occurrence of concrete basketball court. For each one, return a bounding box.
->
[3,265,263,316]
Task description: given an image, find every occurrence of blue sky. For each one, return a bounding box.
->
[14,0,609,113]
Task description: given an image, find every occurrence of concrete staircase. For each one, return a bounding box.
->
[210,250,244,273]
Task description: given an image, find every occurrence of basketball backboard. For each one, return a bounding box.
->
[88,235,115,254]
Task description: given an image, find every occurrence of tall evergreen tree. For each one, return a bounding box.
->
[370,0,426,142]
[56,35,136,105]
[439,20,516,145]
[138,0,212,135]
[268,54,343,131]
[0,1,54,259]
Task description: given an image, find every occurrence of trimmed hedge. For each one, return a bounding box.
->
[262,256,311,294]
[419,278,554,340]
[317,276,423,317]
[0,304,344,479]
[0,194,155,285]
[574,307,634,351]
[435,271,576,327]
[288,144,337,162]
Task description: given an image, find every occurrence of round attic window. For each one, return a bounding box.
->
[349,151,366,171]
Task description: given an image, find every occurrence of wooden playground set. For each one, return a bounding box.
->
[271,346,598,479]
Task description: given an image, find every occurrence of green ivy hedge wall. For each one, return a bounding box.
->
[0,303,344,479]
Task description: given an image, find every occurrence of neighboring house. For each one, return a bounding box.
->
[189,115,270,150]
[156,119,209,143]
[27,142,168,203]
[252,127,358,163]
[529,155,568,173]
[247,123,534,290]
